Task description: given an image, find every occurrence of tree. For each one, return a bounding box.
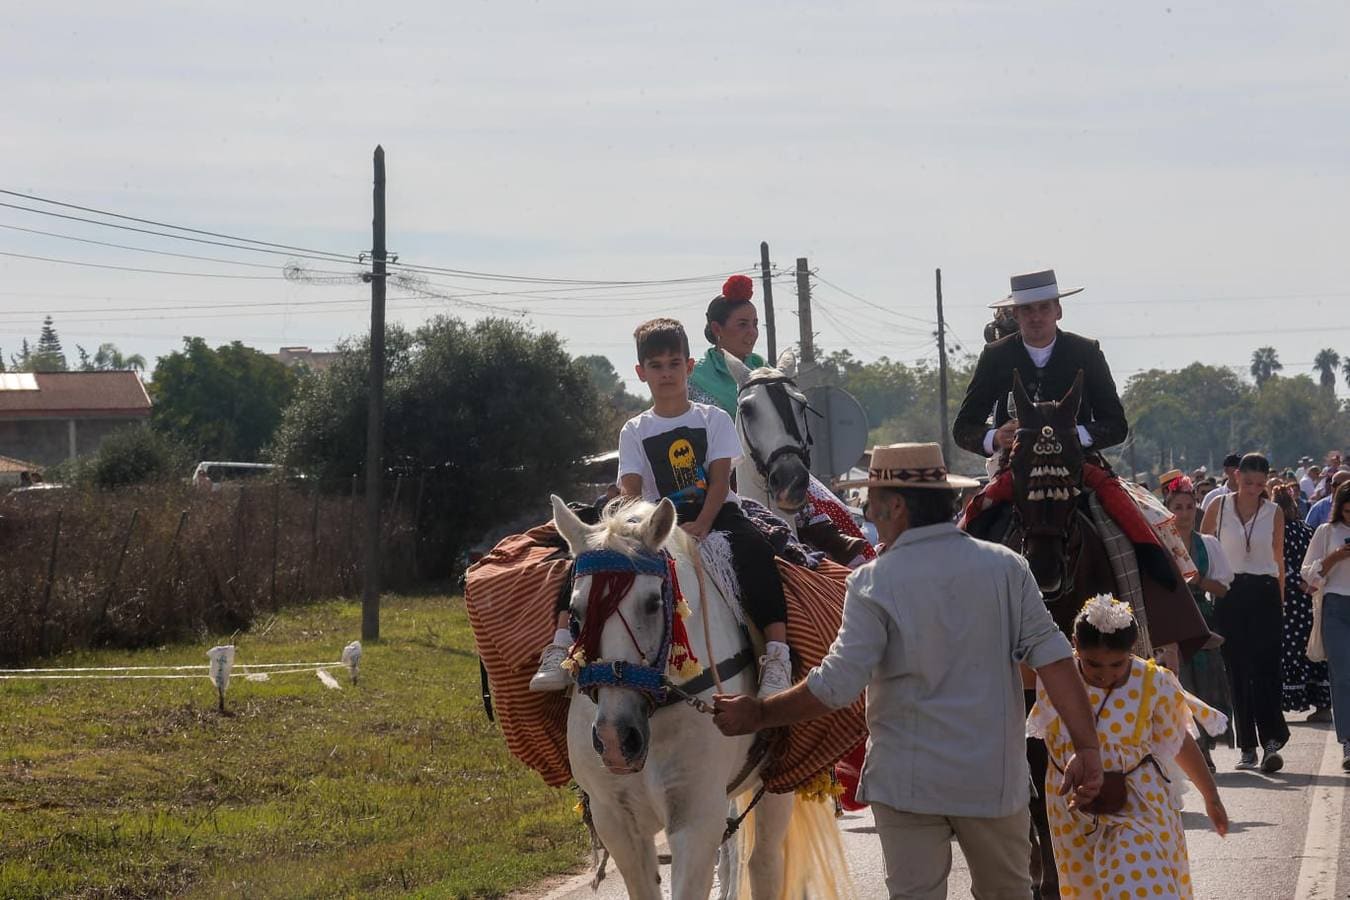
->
[10,339,31,371]
[86,343,147,372]
[1343,355,1350,391]
[1250,346,1282,388]
[1122,364,1252,471]
[1249,375,1347,464]
[150,338,297,461]
[271,316,608,577]
[31,316,68,372]
[1313,349,1341,393]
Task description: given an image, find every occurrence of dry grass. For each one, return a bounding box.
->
[0,481,417,665]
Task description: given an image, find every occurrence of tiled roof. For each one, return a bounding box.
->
[0,454,42,473]
[0,371,152,416]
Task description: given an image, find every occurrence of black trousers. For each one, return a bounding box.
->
[1215,574,1290,751]
[678,500,788,631]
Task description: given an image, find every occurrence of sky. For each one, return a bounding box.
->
[2,1,1348,398]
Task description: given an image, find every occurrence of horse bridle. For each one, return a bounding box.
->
[569,548,754,717]
[737,373,818,478]
[1010,424,1084,602]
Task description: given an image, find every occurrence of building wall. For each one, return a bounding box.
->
[0,417,147,467]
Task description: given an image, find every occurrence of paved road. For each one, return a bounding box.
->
[526,717,1348,898]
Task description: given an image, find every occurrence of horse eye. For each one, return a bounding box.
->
[644,595,662,615]
[738,402,754,418]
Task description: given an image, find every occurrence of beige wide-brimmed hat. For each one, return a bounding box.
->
[837,442,979,490]
[990,268,1084,309]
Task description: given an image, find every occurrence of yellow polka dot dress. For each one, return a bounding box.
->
[1028,657,1228,900]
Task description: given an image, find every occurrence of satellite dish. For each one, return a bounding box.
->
[804,386,869,480]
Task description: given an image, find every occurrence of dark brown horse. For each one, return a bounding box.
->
[1006,369,1118,634]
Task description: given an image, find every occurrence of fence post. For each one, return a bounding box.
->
[38,510,63,655]
[96,508,139,632]
[167,509,189,618]
[413,472,427,579]
[308,486,321,597]
[233,487,248,584]
[270,481,281,611]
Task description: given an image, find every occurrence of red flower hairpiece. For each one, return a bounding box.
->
[722,274,754,302]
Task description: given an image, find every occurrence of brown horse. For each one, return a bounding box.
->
[1005,369,1118,634]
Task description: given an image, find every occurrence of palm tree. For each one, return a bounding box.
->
[92,343,147,372]
[1250,346,1283,388]
[1313,349,1341,392]
[1343,355,1350,391]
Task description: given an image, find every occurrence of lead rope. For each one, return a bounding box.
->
[691,540,724,695]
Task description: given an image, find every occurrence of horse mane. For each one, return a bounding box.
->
[746,365,784,383]
[594,498,695,558]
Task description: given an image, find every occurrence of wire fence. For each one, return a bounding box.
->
[0,477,417,665]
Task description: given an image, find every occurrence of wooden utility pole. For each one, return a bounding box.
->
[760,242,777,363]
[362,145,387,642]
[795,257,814,366]
[935,268,951,460]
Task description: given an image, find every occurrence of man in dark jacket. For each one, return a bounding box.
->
[954,269,1127,462]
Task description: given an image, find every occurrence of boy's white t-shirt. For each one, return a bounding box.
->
[617,402,742,506]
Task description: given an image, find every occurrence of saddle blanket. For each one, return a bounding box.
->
[464,523,867,793]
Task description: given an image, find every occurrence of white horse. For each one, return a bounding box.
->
[550,495,847,900]
[724,350,817,532]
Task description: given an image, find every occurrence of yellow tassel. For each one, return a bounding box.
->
[794,770,843,804]
[676,599,692,620]
[676,658,703,680]
[561,650,586,674]
[573,799,585,818]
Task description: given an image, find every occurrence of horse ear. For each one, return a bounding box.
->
[1012,369,1035,422]
[1058,370,1085,422]
[776,349,798,378]
[639,498,677,551]
[551,494,593,555]
[723,350,752,389]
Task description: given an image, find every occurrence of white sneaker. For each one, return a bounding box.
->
[528,643,573,692]
[757,642,793,698]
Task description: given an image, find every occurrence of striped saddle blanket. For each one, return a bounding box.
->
[464,523,867,793]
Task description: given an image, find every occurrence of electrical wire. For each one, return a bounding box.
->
[0,250,301,280]
[812,272,937,327]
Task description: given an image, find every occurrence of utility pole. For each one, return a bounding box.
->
[760,242,776,363]
[362,145,386,642]
[795,257,814,367]
[935,268,951,461]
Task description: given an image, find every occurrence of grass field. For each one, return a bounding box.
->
[0,593,586,899]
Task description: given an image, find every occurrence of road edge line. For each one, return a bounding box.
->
[1292,725,1342,900]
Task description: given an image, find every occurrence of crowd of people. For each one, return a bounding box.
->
[514,263,1348,898]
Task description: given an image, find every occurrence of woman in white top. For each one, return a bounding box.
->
[1300,482,1350,770]
[1201,452,1290,773]
[1163,473,1234,770]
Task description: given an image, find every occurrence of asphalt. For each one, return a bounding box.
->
[524,715,1348,899]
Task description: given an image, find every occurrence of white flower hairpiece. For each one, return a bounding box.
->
[1082,593,1135,633]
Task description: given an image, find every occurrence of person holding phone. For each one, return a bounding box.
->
[1300,482,1350,771]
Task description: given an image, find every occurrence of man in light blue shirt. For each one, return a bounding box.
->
[714,443,1103,899]
[1308,470,1350,528]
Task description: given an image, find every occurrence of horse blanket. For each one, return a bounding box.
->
[464,523,867,793]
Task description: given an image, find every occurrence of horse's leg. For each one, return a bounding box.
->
[590,800,661,900]
[748,790,793,899]
[667,791,730,900]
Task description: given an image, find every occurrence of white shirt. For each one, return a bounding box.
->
[617,402,742,505]
[1302,522,1350,596]
[1299,474,1316,499]
[1213,495,1279,578]
[982,336,1093,455]
[1197,533,1234,589]
[1201,482,1233,512]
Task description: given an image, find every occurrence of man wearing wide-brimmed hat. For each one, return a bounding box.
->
[955,269,1127,461]
[713,443,1103,899]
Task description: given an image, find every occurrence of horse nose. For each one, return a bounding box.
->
[620,725,645,760]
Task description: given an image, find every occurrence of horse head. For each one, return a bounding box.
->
[1008,369,1086,598]
[726,349,814,512]
[551,494,678,775]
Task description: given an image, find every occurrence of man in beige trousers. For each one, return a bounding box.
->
[715,443,1103,899]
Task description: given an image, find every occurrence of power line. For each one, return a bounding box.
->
[812,272,937,327]
[0,250,303,280]
[0,189,357,262]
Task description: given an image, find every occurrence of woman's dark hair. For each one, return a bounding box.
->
[1073,604,1139,652]
[1333,481,1350,526]
[1238,452,1270,474]
[874,486,959,528]
[1271,484,1300,519]
[703,275,756,345]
